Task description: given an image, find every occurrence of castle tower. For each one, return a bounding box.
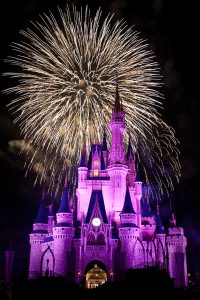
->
[167,217,188,287]
[107,82,128,222]
[91,145,101,176]
[126,138,136,187]
[53,176,74,277]
[102,130,109,168]
[108,81,125,165]
[154,202,166,267]
[119,188,139,269]
[28,83,188,288]
[48,203,55,235]
[29,192,49,278]
[77,135,89,219]
[140,196,156,240]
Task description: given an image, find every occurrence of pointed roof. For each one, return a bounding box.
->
[141,197,152,218]
[169,198,176,227]
[85,190,108,223]
[126,137,135,160]
[57,176,71,213]
[79,134,87,167]
[35,198,49,224]
[102,130,108,151]
[88,144,105,170]
[135,171,142,182]
[113,79,123,113]
[155,202,165,234]
[121,188,136,214]
[48,203,55,217]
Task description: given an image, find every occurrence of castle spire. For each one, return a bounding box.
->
[79,133,87,167]
[109,79,126,165]
[169,198,176,227]
[126,136,135,160]
[121,188,136,214]
[58,174,71,213]
[155,201,164,234]
[35,190,49,224]
[113,78,123,113]
[102,129,108,151]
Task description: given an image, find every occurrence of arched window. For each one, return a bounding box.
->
[87,233,96,245]
[97,233,105,245]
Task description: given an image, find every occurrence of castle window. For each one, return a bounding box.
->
[97,233,105,245]
[94,161,98,166]
[94,170,98,176]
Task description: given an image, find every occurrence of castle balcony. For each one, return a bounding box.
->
[85,245,107,253]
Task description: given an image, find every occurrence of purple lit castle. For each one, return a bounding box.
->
[29,86,188,288]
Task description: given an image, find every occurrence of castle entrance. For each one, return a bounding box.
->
[85,261,107,289]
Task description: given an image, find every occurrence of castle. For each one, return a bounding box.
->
[29,86,188,288]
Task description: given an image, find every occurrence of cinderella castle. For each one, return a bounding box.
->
[29,86,188,288]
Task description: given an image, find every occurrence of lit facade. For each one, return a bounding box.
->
[29,87,188,287]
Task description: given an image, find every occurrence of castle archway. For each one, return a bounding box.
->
[85,260,107,289]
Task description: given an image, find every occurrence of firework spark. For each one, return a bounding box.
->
[3,6,180,199]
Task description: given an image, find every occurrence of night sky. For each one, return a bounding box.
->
[0,0,199,279]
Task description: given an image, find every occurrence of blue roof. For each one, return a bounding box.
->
[141,197,152,218]
[35,200,49,224]
[155,214,165,234]
[58,186,71,213]
[85,190,108,224]
[121,188,136,214]
[102,131,108,151]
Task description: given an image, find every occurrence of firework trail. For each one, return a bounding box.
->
[3,6,180,199]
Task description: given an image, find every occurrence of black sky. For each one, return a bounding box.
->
[0,0,199,278]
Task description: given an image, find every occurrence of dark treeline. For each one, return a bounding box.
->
[1,267,200,300]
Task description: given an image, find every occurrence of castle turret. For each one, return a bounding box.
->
[78,134,88,187]
[102,130,109,168]
[91,145,101,177]
[109,81,125,165]
[141,196,156,240]
[126,138,136,187]
[133,172,142,226]
[48,203,55,235]
[107,82,128,222]
[119,188,139,269]
[29,192,49,278]
[169,198,177,227]
[154,202,166,267]
[53,177,74,277]
[167,218,188,287]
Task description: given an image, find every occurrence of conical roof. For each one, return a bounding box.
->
[121,188,135,214]
[35,198,49,224]
[58,178,71,213]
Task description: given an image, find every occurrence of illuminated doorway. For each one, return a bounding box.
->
[85,263,107,288]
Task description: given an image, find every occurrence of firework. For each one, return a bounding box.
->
[3,6,180,199]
